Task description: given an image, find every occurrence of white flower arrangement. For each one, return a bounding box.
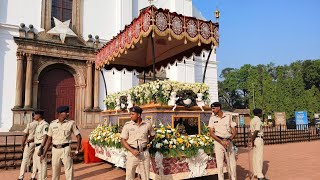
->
[104,80,210,110]
[89,125,124,149]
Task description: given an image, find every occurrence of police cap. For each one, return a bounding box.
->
[129,106,143,114]
[57,106,69,113]
[210,102,221,108]
[33,110,44,117]
[253,108,263,115]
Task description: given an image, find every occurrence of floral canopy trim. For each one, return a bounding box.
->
[95,5,219,70]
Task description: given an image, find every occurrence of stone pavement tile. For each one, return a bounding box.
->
[236,141,320,180]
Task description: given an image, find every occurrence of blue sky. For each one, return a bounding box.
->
[193,0,320,76]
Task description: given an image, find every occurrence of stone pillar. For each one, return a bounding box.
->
[32,81,39,109]
[93,68,100,110]
[85,61,93,110]
[14,52,24,109]
[24,53,33,109]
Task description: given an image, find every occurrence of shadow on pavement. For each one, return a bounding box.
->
[74,162,106,172]
[263,160,269,175]
[74,167,113,179]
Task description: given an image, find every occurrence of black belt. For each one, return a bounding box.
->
[217,136,231,141]
[35,143,41,147]
[53,143,70,149]
[130,146,147,152]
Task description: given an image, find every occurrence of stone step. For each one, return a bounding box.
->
[0,142,83,169]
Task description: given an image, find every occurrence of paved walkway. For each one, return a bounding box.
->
[1,141,319,180]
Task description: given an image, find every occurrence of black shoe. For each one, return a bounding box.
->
[27,166,32,172]
[258,178,268,180]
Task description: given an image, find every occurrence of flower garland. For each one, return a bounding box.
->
[104,80,210,110]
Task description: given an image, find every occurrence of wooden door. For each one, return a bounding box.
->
[39,68,75,122]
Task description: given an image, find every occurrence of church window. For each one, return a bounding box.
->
[41,0,82,35]
[51,0,73,27]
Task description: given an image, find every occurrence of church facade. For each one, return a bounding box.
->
[0,0,219,132]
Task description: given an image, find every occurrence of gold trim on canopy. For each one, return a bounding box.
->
[95,6,219,72]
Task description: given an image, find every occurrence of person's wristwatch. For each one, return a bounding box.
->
[75,150,79,154]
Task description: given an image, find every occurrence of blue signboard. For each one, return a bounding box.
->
[239,115,244,126]
[295,111,308,130]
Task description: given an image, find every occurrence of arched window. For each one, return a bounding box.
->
[41,0,82,35]
[51,0,73,27]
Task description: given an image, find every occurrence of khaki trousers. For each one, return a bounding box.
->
[19,142,36,179]
[51,146,74,180]
[253,137,264,178]
[33,145,47,180]
[214,141,237,180]
[126,151,150,180]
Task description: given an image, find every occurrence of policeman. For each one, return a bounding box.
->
[208,102,237,180]
[250,108,268,180]
[120,106,155,180]
[32,110,49,180]
[41,106,82,180]
[18,112,38,180]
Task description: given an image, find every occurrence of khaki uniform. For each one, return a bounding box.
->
[19,121,38,179]
[47,119,80,180]
[208,113,237,180]
[33,120,49,180]
[250,116,264,178]
[120,120,155,180]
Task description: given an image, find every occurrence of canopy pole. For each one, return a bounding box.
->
[202,49,213,83]
[100,69,108,96]
[150,35,156,81]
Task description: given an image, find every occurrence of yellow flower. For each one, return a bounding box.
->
[177,138,184,144]
[147,144,151,149]
[207,132,210,136]
[166,125,171,129]
[186,142,191,148]
[169,144,173,149]
[154,128,157,131]
[166,134,171,139]
[175,132,181,137]
[156,134,162,139]
[194,141,199,147]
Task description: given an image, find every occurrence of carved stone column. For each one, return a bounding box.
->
[32,81,39,109]
[85,61,93,110]
[93,68,100,110]
[14,52,24,109]
[24,53,33,109]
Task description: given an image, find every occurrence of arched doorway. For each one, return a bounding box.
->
[39,67,75,122]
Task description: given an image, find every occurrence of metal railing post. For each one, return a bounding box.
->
[279,125,282,144]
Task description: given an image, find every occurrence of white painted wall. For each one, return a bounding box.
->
[204,51,219,103]
[0,24,19,131]
[5,0,42,28]
[82,0,118,40]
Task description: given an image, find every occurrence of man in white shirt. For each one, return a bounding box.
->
[250,108,268,180]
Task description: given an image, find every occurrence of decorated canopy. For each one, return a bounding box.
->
[95,5,219,73]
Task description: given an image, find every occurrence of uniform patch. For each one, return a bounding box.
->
[53,126,58,129]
